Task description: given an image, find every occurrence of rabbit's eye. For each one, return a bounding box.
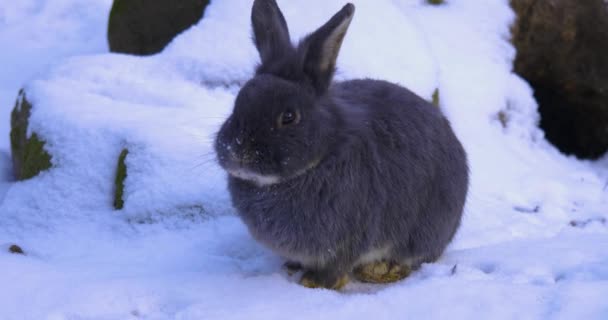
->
[278,109,300,128]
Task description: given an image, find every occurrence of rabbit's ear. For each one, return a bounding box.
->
[300,3,355,94]
[252,0,292,65]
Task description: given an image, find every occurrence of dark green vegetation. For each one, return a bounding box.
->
[432,88,440,107]
[114,149,128,210]
[10,90,52,180]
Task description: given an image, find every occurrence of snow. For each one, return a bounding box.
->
[0,0,607,319]
[0,0,112,151]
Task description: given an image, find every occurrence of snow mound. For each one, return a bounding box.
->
[1,0,439,226]
[165,0,437,94]
[0,0,607,319]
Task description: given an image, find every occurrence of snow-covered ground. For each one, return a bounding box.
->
[0,0,607,319]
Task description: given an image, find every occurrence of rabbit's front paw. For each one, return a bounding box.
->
[283,261,302,276]
[353,260,411,283]
[299,270,349,290]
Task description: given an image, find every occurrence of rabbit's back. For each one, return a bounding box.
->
[323,80,468,259]
[331,79,469,261]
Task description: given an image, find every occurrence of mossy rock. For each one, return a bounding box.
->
[511,0,608,159]
[10,90,52,180]
[108,0,210,55]
[114,148,128,210]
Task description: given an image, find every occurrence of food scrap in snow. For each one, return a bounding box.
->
[569,217,607,228]
[8,244,24,255]
[513,205,540,214]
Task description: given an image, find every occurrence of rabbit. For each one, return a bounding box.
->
[214,0,469,290]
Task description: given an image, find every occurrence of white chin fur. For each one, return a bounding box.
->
[227,168,281,186]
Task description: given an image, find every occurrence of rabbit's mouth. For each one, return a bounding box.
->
[290,156,321,178]
[226,168,281,187]
[226,157,322,187]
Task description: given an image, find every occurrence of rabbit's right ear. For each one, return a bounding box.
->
[299,3,355,95]
[251,0,292,65]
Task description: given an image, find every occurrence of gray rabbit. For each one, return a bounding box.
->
[214,0,469,289]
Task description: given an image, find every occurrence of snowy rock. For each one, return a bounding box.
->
[511,0,608,159]
[108,0,210,55]
[12,53,236,221]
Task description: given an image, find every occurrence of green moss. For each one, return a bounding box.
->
[431,88,440,107]
[114,148,128,210]
[427,0,445,5]
[21,133,52,180]
[10,89,52,180]
[497,110,509,128]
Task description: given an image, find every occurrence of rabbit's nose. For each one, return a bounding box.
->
[241,151,255,164]
[227,148,239,162]
[228,145,255,165]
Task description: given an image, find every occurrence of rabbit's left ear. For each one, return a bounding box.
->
[252,0,292,65]
[300,3,355,94]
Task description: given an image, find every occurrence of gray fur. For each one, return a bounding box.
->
[214,0,469,286]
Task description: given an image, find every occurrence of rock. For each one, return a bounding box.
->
[108,0,210,55]
[114,149,128,210]
[10,90,52,180]
[511,0,608,159]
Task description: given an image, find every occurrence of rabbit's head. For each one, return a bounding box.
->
[215,0,355,186]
